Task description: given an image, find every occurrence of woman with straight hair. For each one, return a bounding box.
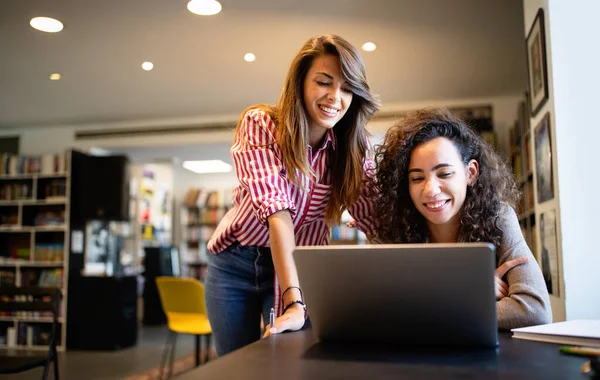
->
[205,34,380,356]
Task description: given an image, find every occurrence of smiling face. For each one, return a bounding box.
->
[303,54,353,147]
[407,137,479,241]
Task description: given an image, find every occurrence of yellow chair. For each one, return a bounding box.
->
[155,277,212,379]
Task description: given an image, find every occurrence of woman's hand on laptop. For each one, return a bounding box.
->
[494,256,529,300]
[263,304,305,338]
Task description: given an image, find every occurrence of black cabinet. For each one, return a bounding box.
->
[67,275,138,350]
[70,150,129,225]
[142,246,180,325]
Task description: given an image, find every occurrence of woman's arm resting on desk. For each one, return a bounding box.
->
[495,257,528,300]
[496,207,552,330]
[263,209,306,337]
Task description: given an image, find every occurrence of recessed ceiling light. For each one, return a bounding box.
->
[361,42,377,52]
[30,17,64,33]
[49,73,61,80]
[244,53,256,62]
[182,160,233,174]
[141,62,154,71]
[187,0,222,16]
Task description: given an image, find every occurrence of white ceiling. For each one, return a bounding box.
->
[0,0,526,131]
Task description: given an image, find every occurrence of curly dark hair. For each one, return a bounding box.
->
[373,108,520,249]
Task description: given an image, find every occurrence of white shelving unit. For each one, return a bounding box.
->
[0,155,70,351]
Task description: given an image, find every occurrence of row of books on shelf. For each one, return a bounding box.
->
[186,226,216,242]
[34,210,66,226]
[22,269,64,288]
[0,182,31,200]
[42,179,67,199]
[187,207,228,225]
[331,225,366,242]
[0,153,68,176]
[520,222,538,258]
[0,269,63,288]
[518,185,535,216]
[0,212,18,226]
[0,179,67,202]
[34,244,65,262]
[183,188,232,208]
[0,323,57,347]
[0,211,66,227]
[0,249,30,261]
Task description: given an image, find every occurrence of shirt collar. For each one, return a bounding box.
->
[314,129,336,151]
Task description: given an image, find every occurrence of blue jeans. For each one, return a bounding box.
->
[204,241,275,356]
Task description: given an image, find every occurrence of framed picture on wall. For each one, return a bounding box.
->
[534,112,554,203]
[539,209,559,296]
[526,8,549,116]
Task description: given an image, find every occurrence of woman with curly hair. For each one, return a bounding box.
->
[373,108,551,329]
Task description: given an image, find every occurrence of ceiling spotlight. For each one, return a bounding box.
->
[30,17,64,33]
[187,0,222,16]
[361,42,377,52]
[182,160,233,174]
[49,73,61,80]
[244,53,256,62]
[142,62,154,71]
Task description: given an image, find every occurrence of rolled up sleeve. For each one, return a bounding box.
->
[231,110,296,225]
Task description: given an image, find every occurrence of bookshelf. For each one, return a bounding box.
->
[181,189,230,278]
[0,151,70,351]
[509,97,537,256]
[330,210,367,245]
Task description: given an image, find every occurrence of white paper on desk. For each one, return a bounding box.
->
[511,319,600,347]
[512,319,600,338]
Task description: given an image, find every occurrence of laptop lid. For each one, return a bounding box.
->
[294,243,498,348]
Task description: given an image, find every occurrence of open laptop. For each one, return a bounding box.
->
[293,243,498,348]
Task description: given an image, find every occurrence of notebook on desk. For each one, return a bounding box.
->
[293,243,499,348]
[512,320,600,347]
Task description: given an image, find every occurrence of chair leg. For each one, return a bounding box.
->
[205,335,211,363]
[54,347,60,380]
[167,332,178,379]
[195,334,200,367]
[42,361,50,380]
[159,330,175,380]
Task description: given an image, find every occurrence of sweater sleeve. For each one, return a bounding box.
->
[496,205,552,330]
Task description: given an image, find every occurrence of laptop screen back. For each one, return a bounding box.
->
[294,243,498,348]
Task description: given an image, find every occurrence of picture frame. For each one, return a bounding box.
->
[534,112,554,203]
[539,209,559,296]
[525,8,549,116]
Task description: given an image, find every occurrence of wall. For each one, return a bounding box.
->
[1,95,521,157]
[2,94,523,246]
[548,0,600,320]
[523,0,564,322]
[546,0,600,319]
[370,95,522,155]
[523,0,600,321]
[0,113,238,154]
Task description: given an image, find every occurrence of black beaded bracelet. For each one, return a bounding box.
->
[283,300,307,319]
[281,286,303,303]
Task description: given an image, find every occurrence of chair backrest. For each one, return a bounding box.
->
[0,287,61,318]
[155,277,207,315]
[0,287,61,355]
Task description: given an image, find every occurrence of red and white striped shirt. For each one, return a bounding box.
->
[207,108,377,313]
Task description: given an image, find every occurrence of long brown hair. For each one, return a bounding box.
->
[374,108,520,248]
[236,35,379,224]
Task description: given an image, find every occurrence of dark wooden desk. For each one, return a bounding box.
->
[179,329,589,379]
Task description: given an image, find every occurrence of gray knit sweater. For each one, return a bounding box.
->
[496,206,552,330]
